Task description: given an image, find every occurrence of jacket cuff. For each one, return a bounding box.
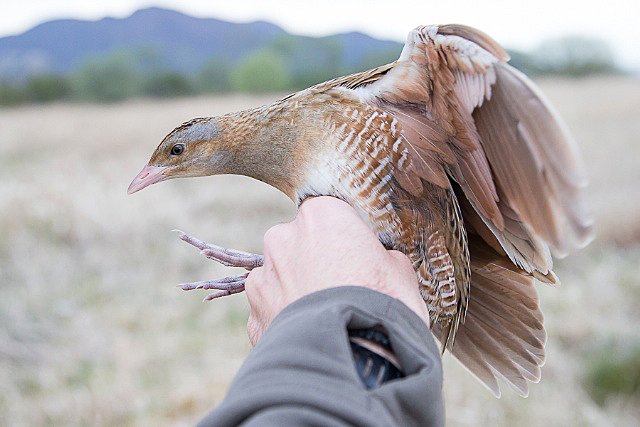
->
[269,285,439,376]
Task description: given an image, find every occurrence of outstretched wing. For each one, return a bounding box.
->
[343,24,592,277]
[327,24,592,396]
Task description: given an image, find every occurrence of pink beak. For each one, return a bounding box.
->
[127,165,169,194]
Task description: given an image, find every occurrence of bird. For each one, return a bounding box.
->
[128,24,592,397]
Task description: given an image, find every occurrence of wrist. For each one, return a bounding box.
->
[350,336,401,369]
[349,328,403,389]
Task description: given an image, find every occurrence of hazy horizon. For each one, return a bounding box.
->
[1,1,639,71]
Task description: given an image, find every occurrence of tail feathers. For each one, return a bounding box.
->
[435,239,547,397]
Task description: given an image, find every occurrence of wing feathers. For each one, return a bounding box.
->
[446,324,501,396]
[328,23,589,397]
[353,24,591,260]
[473,64,593,255]
[439,238,546,397]
[438,24,510,62]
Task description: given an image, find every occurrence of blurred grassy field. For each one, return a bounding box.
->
[1,77,639,426]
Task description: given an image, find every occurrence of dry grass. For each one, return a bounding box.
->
[1,77,639,426]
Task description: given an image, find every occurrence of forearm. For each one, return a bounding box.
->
[198,286,444,427]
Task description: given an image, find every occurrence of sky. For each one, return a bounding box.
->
[1,0,639,69]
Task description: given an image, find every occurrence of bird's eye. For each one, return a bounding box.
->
[170,144,185,156]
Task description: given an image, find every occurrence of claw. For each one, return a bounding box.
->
[175,230,216,252]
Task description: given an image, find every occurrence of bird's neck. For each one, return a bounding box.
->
[217,104,305,199]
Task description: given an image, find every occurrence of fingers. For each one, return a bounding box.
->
[245,264,281,346]
[387,250,415,272]
[245,220,299,346]
[245,267,263,346]
[297,196,352,214]
[246,312,262,347]
[245,196,433,343]
[386,250,431,327]
[245,266,265,313]
[297,197,366,233]
[262,223,293,257]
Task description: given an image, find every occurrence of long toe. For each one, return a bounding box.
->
[177,273,247,304]
[201,248,264,269]
[203,285,246,301]
[178,274,247,291]
[176,230,264,269]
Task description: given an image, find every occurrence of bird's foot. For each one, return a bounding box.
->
[174,230,264,301]
[175,229,264,269]
[178,273,248,301]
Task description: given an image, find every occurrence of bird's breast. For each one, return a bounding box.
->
[295,106,411,249]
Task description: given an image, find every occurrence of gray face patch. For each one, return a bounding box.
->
[208,150,232,170]
[170,119,219,144]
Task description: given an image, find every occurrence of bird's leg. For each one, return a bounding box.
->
[174,230,264,301]
[175,230,264,269]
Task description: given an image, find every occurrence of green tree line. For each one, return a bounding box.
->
[0,35,621,106]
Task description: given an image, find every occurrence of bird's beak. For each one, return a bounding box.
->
[127,165,169,194]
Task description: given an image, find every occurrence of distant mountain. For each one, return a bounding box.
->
[0,7,403,80]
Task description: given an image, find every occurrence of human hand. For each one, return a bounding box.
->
[245,196,430,346]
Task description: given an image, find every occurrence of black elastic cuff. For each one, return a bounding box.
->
[350,339,404,389]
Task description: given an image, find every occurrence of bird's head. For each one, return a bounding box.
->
[128,110,300,197]
[127,117,232,194]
